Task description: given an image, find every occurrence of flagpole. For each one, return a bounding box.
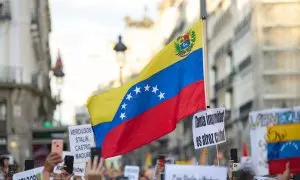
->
[201,0,209,109]
[201,0,220,166]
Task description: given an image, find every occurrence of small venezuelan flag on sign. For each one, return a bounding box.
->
[87,20,206,158]
[267,123,300,175]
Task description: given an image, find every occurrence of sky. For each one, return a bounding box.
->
[50,0,158,124]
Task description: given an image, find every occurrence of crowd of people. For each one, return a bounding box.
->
[0,151,296,180]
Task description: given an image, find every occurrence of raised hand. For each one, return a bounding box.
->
[85,156,104,180]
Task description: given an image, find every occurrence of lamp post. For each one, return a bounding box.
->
[53,51,65,125]
[113,35,127,85]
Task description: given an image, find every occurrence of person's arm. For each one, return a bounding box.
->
[42,171,51,180]
[43,153,62,180]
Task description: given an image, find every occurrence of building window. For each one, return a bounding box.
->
[212,7,232,37]
[0,99,7,121]
[225,49,233,75]
[238,56,251,72]
[234,13,252,41]
[239,100,253,121]
[225,90,233,110]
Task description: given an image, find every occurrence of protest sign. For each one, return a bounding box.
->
[73,163,86,177]
[13,167,44,180]
[249,108,297,176]
[294,106,300,121]
[165,165,227,180]
[192,107,226,149]
[124,166,139,180]
[69,124,95,163]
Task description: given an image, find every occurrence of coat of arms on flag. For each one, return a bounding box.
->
[174,30,196,57]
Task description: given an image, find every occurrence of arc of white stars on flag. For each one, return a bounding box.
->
[120,84,166,120]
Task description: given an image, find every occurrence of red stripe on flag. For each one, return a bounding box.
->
[269,157,300,175]
[102,80,206,158]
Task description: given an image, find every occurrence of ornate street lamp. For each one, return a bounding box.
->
[53,50,65,125]
[113,35,127,85]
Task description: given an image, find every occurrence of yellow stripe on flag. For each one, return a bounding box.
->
[267,123,300,143]
[87,20,203,125]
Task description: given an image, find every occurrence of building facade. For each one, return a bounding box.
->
[0,0,55,165]
[208,0,300,161]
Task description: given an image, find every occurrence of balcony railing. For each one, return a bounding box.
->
[0,66,50,93]
[0,66,23,84]
[262,45,300,51]
[0,0,11,20]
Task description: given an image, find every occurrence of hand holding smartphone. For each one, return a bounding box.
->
[51,139,63,157]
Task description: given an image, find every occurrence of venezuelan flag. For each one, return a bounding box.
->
[87,20,206,158]
[267,124,300,175]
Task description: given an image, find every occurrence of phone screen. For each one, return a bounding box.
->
[64,155,74,174]
[230,148,238,163]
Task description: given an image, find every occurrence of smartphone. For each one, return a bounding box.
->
[24,160,34,171]
[91,147,102,163]
[63,155,74,174]
[232,163,240,171]
[51,139,63,157]
[230,148,238,163]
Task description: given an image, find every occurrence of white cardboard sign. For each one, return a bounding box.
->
[192,107,226,149]
[68,124,95,163]
[165,165,227,180]
[13,167,44,180]
[249,108,292,176]
[124,166,139,180]
[73,163,86,177]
